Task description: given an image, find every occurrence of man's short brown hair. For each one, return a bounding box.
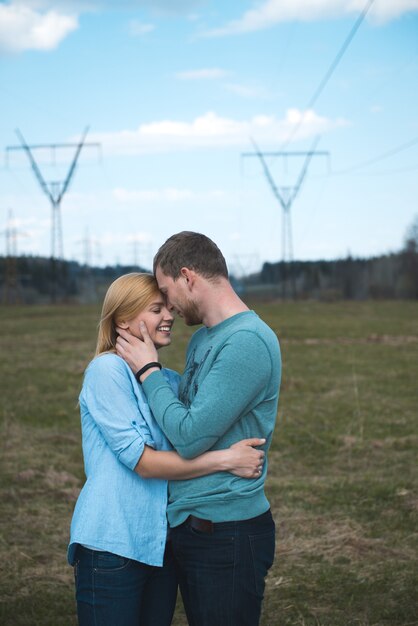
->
[153,231,228,280]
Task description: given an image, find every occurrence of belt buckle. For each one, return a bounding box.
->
[188,515,214,534]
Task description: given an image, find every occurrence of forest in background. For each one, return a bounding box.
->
[1,249,417,304]
[1,217,417,304]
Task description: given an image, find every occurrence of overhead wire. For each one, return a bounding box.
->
[324,136,418,176]
[343,51,418,120]
[245,0,377,212]
[340,164,418,176]
[280,0,376,150]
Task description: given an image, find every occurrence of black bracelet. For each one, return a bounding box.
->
[135,362,162,383]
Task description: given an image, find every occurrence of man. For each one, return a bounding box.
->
[116,231,281,626]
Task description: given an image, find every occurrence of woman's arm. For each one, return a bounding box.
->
[134,438,265,480]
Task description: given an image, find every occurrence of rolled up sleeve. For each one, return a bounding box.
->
[81,355,156,470]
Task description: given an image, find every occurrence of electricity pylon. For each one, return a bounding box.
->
[2,209,22,304]
[76,228,98,302]
[242,137,330,297]
[7,127,100,260]
[6,127,100,300]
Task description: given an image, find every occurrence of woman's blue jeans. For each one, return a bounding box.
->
[73,543,178,626]
[170,509,275,626]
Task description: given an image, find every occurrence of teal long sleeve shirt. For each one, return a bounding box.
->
[142,310,281,527]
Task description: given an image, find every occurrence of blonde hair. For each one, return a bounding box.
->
[95,273,160,356]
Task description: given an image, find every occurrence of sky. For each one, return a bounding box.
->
[1,0,417,275]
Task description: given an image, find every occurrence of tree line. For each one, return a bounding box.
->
[1,218,417,303]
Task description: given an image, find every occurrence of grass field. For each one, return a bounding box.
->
[0,300,417,625]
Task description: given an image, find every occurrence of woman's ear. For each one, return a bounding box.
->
[118,320,129,330]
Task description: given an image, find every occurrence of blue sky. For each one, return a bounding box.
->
[1,0,417,274]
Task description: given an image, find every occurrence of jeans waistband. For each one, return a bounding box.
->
[182,509,272,534]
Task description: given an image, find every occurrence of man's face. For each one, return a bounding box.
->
[155,266,201,326]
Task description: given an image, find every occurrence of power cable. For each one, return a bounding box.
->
[344,52,418,121]
[328,135,418,176]
[342,164,418,176]
[281,0,376,149]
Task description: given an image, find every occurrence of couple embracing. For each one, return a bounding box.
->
[68,231,281,626]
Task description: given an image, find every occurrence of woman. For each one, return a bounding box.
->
[68,273,265,626]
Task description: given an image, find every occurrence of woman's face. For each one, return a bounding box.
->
[122,293,174,350]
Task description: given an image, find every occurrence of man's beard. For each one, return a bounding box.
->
[181,298,201,326]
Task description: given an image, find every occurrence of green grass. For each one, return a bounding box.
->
[0,300,417,625]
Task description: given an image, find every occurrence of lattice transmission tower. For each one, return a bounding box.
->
[242,137,330,297]
[2,209,22,304]
[6,127,100,300]
[7,127,100,260]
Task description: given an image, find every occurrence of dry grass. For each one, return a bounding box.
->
[0,300,417,625]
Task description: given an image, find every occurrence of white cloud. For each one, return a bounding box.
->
[89,109,347,155]
[0,0,202,54]
[129,19,155,36]
[118,0,203,15]
[15,0,205,16]
[202,0,418,36]
[0,2,78,53]
[175,68,229,80]
[351,0,418,22]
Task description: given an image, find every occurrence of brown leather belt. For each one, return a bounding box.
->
[186,515,214,534]
[184,510,272,535]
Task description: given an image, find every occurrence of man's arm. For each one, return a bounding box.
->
[135,439,265,479]
[116,325,274,459]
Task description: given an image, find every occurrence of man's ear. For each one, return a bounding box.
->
[180,267,196,290]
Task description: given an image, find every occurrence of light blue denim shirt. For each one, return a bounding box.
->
[67,353,180,567]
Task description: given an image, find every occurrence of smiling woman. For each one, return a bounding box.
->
[67,272,266,626]
[117,293,174,349]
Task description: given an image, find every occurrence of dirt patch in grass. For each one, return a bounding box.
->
[284,334,418,346]
[1,302,417,625]
[274,508,410,567]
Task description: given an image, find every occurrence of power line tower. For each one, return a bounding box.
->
[230,253,260,296]
[242,137,330,297]
[132,240,140,269]
[130,237,153,271]
[7,127,100,260]
[77,227,93,268]
[76,228,102,268]
[2,209,22,304]
[6,127,100,300]
[76,228,98,302]
[231,253,260,279]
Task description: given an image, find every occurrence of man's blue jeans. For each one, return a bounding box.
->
[170,509,275,626]
[73,543,178,626]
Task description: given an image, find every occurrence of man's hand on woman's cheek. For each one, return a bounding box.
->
[116,324,159,373]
